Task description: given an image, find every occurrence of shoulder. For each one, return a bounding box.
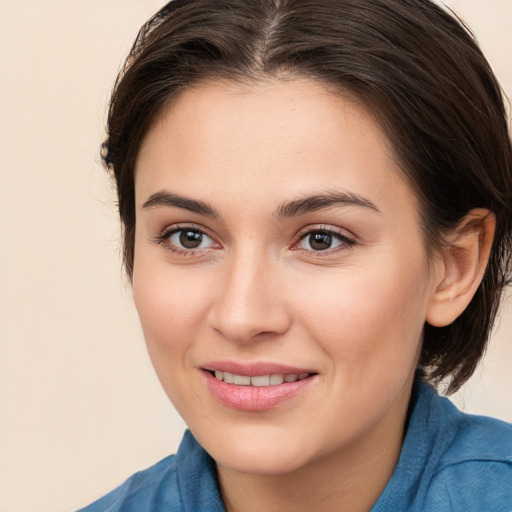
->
[76,454,181,512]
[76,430,224,512]
[442,410,512,464]
[424,412,512,511]
[374,380,512,512]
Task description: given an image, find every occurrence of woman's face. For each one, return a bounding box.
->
[133,78,439,475]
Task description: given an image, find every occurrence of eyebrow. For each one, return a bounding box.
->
[141,189,380,221]
[274,190,380,220]
[141,191,221,219]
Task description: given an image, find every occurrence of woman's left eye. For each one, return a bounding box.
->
[296,229,354,252]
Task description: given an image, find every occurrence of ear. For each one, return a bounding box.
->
[426,209,495,327]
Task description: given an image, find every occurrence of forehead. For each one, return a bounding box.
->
[135,78,420,221]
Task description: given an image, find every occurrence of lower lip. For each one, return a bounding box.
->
[203,371,316,412]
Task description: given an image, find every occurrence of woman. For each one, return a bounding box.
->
[79,0,512,510]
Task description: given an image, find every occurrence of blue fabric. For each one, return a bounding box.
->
[77,380,512,511]
[371,380,512,511]
[76,432,224,512]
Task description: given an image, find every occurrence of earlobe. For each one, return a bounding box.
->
[426,209,495,327]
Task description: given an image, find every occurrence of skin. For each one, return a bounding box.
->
[132,78,491,511]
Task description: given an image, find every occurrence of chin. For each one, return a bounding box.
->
[215,447,310,476]
[197,422,323,476]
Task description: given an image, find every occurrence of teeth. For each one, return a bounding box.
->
[269,374,284,385]
[213,371,310,386]
[233,374,251,386]
[251,375,270,387]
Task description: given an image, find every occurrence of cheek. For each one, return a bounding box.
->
[291,257,429,374]
[132,256,213,356]
[132,257,216,416]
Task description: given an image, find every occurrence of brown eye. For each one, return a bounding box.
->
[166,228,217,251]
[297,229,354,253]
[179,230,203,249]
[308,232,333,251]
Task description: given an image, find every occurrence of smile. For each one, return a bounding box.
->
[212,371,311,386]
[202,364,318,412]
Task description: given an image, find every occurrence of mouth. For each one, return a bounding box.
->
[201,363,318,411]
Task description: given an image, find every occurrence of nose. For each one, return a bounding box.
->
[207,250,292,344]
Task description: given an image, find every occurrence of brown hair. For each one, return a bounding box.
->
[102,0,512,393]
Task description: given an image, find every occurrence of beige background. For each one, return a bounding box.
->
[0,1,510,511]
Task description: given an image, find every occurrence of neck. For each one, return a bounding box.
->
[217,391,410,512]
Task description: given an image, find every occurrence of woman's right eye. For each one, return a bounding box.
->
[158,227,218,253]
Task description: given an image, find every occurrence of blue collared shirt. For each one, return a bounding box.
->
[78,380,512,511]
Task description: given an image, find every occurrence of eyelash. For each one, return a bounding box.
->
[153,224,218,257]
[293,225,356,256]
[153,224,356,257]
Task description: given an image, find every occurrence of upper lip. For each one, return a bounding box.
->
[201,360,317,377]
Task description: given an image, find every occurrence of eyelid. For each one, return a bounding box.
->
[291,224,357,254]
[154,223,221,254]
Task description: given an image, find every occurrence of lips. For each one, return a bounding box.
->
[201,361,318,411]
